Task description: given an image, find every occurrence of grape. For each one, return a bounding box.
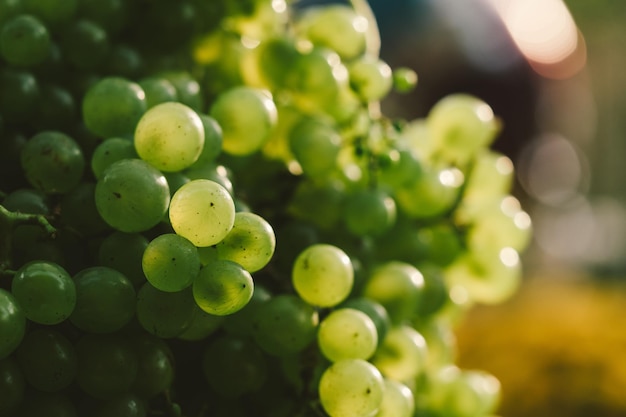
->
[340,297,391,346]
[134,102,205,172]
[60,19,110,70]
[177,308,224,341]
[82,77,146,138]
[0,356,25,415]
[35,84,77,131]
[288,116,341,178]
[23,0,77,26]
[343,189,396,237]
[209,86,277,156]
[138,77,178,109]
[97,231,148,287]
[192,259,253,316]
[11,260,76,325]
[252,294,319,355]
[15,328,77,392]
[375,379,415,417]
[317,308,378,362]
[91,137,137,179]
[89,393,147,417]
[0,288,26,359]
[318,358,384,417]
[142,233,200,292]
[17,391,77,417]
[0,68,39,123]
[222,284,271,337]
[2,188,49,214]
[392,67,418,93]
[69,266,136,333]
[371,325,428,382]
[95,158,170,233]
[21,131,85,194]
[189,114,223,167]
[348,56,393,102]
[169,179,235,247]
[215,211,276,272]
[0,14,50,67]
[292,243,354,308]
[136,283,196,338]
[129,332,175,399]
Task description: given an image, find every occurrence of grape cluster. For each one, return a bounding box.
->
[0,1,532,416]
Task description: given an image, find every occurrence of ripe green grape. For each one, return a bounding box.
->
[0,356,25,415]
[318,358,384,417]
[252,294,319,356]
[362,261,424,324]
[210,86,277,156]
[0,14,50,67]
[371,325,428,382]
[75,333,138,399]
[136,283,196,338]
[82,77,146,138]
[21,131,85,194]
[169,179,235,247]
[317,308,378,362]
[343,189,397,237]
[138,77,178,109]
[0,289,26,359]
[341,297,391,346]
[393,67,418,93]
[288,116,341,178]
[193,259,253,316]
[215,212,276,272]
[134,102,204,172]
[15,328,77,392]
[91,137,137,179]
[376,379,415,417]
[142,233,201,292]
[189,114,223,167]
[69,266,136,333]
[348,56,393,102]
[95,158,170,233]
[11,260,76,325]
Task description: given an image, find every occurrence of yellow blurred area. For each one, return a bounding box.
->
[455,275,626,417]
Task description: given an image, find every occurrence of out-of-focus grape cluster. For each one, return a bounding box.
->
[0,0,531,416]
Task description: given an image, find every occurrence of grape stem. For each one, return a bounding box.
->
[0,204,57,274]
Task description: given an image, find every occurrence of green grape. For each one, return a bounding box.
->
[76,0,128,35]
[0,68,39,123]
[371,325,428,382]
[163,171,190,197]
[317,308,378,362]
[202,334,267,398]
[95,158,170,233]
[160,71,204,112]
[75,333,138,399]
[377,148,423,189]
[21,131,85,194]
[11,260,76,325]
[129,332,175,399]
[142,233,201,292]
[184,162,234,196]
[210,86,277,156]
[105,44,143,78]
[15,328,77,392]
[91,137,137,179]
[60,182,110,237]
[375,379,415,417]
[296,4,367,60]
[82,77,146,138]
[168,179,235,247]
[392,67,418,94]
[292,243,354,307]
[413,265,449,319]
[60,19,109,70]
[215,211,276,272]
[136,283,196,338]
[23,0,77,26]
[2,187,49,214]
[69,266,136,333]
[134,102,204,172]
[427,94,499,164]
[89,393,147,417]
[0,0,23,27]
[343,189,396,237]
[461,150,514,206]
[340,297,391,347]
[318,358,384,417]
[0,356,25,415]
[17,391,77,417]
[288,116,341,178]
[138,77,178,109]
[288,179,345,230]
[415,319,456,371]
[97,231,148,287]
[243,36,299,90]
[414,222,463,268]
[35,84,77,130]
[0,289,26,359]
[0,14,50,67]
[362,261,424,324]
[222,284,271,337]
[395,165,464,219]
[188,114,223,167]
[193,259,253,316]
[177,307,224,341]
[348,56,393,102]
[252,294,319,356]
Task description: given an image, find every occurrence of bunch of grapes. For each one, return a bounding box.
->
[0,0,532,416]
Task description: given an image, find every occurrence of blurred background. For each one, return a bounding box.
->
[364,1,626,416]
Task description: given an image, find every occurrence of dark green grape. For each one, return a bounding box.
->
[105,44,143,78]
[0,68,40,123]
[90,137,137,179]
[60,19,109,70]
[89,393,147,417]
[69,266,136,333]
[136,283,196,338]
[22,0,77,27]
[0,289,26,359]
[15,328,77,392]
[21,130,85,194]
[11,260,76,324]
[222,284,270,337]
[177,307,224,341]
[17,391,77,417]
[202,334,267,398]
[76,0,128,35]
[59,181,111,237]
[35,84,77,131]
[414,222,463,267]
[0,0,23,27]
[288,116,341,178]
[97,231,148,287]
[0,14,50,67]
[161,71,204,111]
[343,189,396,237]
[138,77,178,109]
[75,333,138,399]
[188,114,223,167]
[192,259,253,316]
[82,77,146,138]
[129,332,175,399]
[0,356,25,415]
[1,188,49,214]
